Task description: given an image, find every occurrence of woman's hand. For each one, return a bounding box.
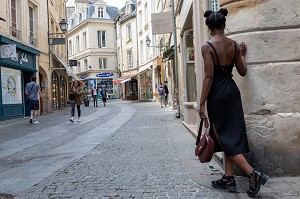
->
[239,41,247,56]
[199,104,209,128]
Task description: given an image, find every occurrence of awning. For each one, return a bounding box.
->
[52,53,78,79]
[121,78,131,84]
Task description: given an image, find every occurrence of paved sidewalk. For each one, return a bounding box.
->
[183,119,300,199]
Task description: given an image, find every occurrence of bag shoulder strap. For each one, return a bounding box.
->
[28,83,36,96]
[196,119,204,145]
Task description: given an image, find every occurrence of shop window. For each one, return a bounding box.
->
[52,72,59,110]
[98,79,113,95]
[61,77,67,108]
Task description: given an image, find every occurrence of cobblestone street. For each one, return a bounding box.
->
[0,101,237,199]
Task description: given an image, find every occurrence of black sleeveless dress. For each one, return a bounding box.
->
[206,42,250,156]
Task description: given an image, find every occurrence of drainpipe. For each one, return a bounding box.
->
[171,0,180,118]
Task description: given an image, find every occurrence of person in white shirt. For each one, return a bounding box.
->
[91,86,98,107]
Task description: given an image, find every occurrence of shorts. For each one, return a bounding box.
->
[160,95,164,101]
[29,99,39,110]
[102,97,107,103]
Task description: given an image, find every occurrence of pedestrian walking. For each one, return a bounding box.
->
[199,8,269,197]
[158,83,164,108]
[101,88,107,107]
[69,80,83,122]
[82,87,89,106]
[163,81,169,107]
[25,75,42,124]
[91,86,98,107]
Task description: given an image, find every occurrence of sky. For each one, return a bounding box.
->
[66,0,128,9]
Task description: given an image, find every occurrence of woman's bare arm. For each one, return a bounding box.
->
[199,44,214,119]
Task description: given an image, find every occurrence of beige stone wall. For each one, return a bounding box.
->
[221,0,300,175]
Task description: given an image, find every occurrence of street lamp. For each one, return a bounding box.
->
[146,37,168,49]
[59,19,68,32]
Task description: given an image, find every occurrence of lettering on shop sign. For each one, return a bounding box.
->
[10,53,29,65]
[80,74,88,79]
[96,73,114,78]
[20,53,28,64]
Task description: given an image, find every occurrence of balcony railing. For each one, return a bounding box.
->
[10,26,21,40]
[29,35,38,47]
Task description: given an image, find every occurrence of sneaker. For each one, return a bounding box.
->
[30,118,33,123]
[69,117,74,122]
[77,117,80,122]
[247,170,269,197]
[212,175,237,193]
[33,120,39,124]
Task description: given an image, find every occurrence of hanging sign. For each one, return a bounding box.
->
[96,73,114,78]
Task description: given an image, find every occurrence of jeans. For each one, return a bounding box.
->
[71,103,81,117]
[93,96,97,106]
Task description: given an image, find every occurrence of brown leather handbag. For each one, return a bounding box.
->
[195,119,215,163]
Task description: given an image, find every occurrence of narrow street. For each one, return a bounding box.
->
[0,101,235,199]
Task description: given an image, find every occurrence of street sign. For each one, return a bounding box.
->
[49,38,66,45]
[69,60,77,66]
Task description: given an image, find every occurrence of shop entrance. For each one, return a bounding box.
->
[125,79,138,100]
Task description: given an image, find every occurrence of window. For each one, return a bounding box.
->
[211,0,220,11]
[144,3,148,26]
[126,4,131,14]
[10,0,17,37]
[83,32,87,49]
[138,11,143,31]
[97,31,106,48]
[76,36,80,52]
[126,23,132,40]
[145,36,149,61]
[68,40,72,55]
[84,59,88,71]
[77,61,81,73]
[28,6,36,46]
[99,58,107,69]
[98,7,104,18]
[140,40,144,64]
[127,51,133,68]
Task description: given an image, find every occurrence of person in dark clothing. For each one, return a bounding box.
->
[101,88,107,107]
[163,81,169,107]
[91,86,98,107]
[199,8,269,197]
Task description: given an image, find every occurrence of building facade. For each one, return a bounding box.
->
[115,0,139,100]
[67,0,119,98]
[178,0,300,176]
[0,0,70,120]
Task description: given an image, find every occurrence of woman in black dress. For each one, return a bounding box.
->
[199,8,269,197]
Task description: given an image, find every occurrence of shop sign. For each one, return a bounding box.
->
[1,48,34,69]
[80,74,88,79]
[96,73,114,78]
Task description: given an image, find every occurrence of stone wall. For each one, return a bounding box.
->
[220,0,300,176]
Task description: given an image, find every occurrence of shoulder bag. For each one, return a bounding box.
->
[195,119,215,163]
[25,83,36,104]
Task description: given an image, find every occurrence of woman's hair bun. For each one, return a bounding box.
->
[219,8,228,16]
[204,10,213,18]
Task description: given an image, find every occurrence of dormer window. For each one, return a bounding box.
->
[126,4,131,14]
[98,7,104,18]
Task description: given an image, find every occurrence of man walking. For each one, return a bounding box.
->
[91,86,98,107]
[158,83,164,108]
[101,88,107,107]
[25,75,42,124]
[163,81,169,107]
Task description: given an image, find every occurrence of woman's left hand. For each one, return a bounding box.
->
[199,104,209,128]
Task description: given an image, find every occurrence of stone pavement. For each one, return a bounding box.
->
[0,101,299,199]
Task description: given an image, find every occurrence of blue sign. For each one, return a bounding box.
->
[80,74,88,79]
[96,73,114,78]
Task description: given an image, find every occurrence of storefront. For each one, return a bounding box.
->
[0,36,39,120]
[139,69,153,100]
[79,72,118,98]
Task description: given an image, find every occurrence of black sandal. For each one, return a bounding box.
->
[212,175,237,193]
[247,170,269,197]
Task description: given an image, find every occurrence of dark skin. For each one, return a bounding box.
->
[199,27,252,176]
